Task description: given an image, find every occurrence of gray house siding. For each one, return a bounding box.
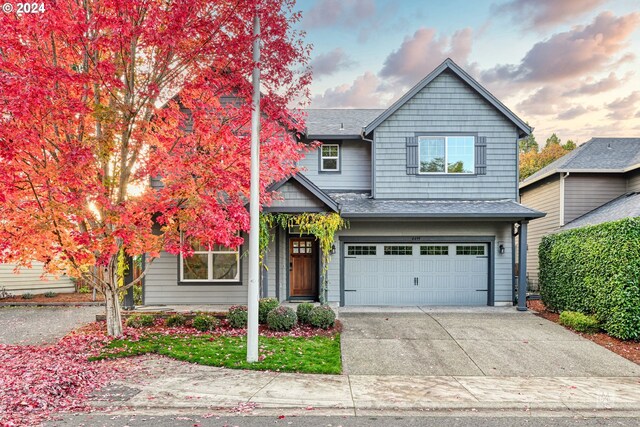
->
[269,181,326,211]
[326,220,514,305]
[373,70,519,200]
[564,174,626,223]
[298,140,371,191]
[144,250,249,305]
[519,177,561,289]
[0,262,74,295]
[627,170,640,192]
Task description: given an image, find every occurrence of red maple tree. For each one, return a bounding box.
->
[0,0,311,335]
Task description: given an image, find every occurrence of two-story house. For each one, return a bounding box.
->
[520,137,640,289]
[142,58,544,308]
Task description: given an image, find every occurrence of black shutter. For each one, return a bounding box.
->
[406,136,418,175]
[475,136,487,175]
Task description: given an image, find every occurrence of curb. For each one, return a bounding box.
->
[0,301,105,307]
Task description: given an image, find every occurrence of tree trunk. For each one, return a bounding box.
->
[104,282,123,337]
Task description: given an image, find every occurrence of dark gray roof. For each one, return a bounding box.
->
[304,109,384,139]
[330,193,545,220]
[560,192,640,231]
[363,58,532,138]
[520,138,640,189]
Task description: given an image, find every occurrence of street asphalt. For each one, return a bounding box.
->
[44,414,640,427]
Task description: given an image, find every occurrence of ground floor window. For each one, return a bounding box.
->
[181,238,239,282]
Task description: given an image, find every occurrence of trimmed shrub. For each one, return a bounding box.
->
[78,287,91,294]
[125,314,155,328]
[267,306,297,331]
[227,305,248,329]
[309,305,336,329]
[44,291,57,298]
[21,293,34,300]
[258,298,280,324]
[539,217,640,340]
[296,302,314,325]
[559,311,600,333]
[165,314,187,327]
[192,314,220,332]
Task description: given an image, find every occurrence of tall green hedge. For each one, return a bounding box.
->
[539,217,640,340]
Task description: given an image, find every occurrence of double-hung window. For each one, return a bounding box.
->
[418,136,474,174]
[181,239,240,283]
[320,144,340,172]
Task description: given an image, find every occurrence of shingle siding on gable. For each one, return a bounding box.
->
[373,71,519,200]
[298,140,371,191]
[270,181,327,210]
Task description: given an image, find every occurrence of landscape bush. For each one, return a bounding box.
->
[539,217,640,339]
[559,311,600,333]
[258,298,280,324]
[165,314,187,327]
[296,302,315,325]
[266,306,297,331]
[44,291,57,298]
[125,314,155,328]
[192,314,220,332]
[21,293,34,300]
[309,305,336,329]
[227,305,248,329]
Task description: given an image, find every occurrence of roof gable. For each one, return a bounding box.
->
[363,58,531,137]
[268,173,339,212]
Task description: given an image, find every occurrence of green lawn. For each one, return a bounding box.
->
[93,334,342,374]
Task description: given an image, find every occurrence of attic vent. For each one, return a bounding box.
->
[339,122,344,130]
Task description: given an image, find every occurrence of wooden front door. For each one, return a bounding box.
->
[289,238,318,298]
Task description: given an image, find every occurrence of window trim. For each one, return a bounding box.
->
[319,143,341,173]
[178,236,242,286]
[417,134,476,175]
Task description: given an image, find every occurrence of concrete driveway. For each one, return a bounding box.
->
[340,310,640,377]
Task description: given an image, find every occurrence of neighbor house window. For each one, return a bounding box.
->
[418,136,474,174]
[320,144,340,171]
[181,238,239,282]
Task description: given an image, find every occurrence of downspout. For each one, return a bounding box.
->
[559,172,569,226]
[361,128,375,198]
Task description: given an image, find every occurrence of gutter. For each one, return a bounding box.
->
[360,128,375,198]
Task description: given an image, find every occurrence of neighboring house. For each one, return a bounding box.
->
[0,262,74,296]
[143,58,544,308]
[519,137,640,288]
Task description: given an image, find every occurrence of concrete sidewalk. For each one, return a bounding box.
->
[92,356,640,417]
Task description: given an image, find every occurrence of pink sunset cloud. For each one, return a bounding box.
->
[493,0,607,30]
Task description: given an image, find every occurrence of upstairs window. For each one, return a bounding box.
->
[418,136,474,174]
[181,238,240,282]
[320,144,340,172]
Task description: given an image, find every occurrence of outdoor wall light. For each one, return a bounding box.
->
[330,244,336,255]
[499,244,505,254]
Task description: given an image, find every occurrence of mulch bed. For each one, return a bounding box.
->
[528,299,640,365]
[0,292,98,304]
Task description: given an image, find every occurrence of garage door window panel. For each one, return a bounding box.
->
[420,245,449,255]
[347,246,376,256]
[384,245,413,255]
[456,245,485,255]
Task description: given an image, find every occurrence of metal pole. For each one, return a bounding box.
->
[246,13,261,363]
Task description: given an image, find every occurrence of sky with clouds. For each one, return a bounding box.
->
[295,0,640,143]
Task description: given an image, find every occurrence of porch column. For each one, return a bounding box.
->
[517,220,529,311]
[122,255,135,310]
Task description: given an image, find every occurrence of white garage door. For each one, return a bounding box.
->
[344,243,489,306]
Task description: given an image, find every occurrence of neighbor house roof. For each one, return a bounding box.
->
[560,192,640,231]
[304,109,384,139]
[363,58,532,138]
[520,138,640,189]
[329,193,545,220]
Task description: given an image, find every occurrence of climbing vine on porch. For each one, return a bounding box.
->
[259,212,348,304]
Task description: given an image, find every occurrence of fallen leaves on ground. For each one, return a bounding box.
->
[0,328,130,427]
